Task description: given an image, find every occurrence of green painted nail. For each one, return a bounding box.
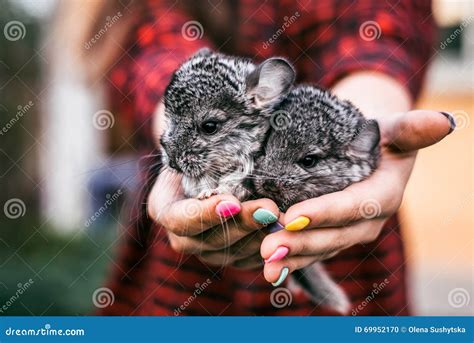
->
[272,267,289,287]
[253,208,278,225]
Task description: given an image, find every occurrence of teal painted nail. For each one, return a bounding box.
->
[272,267,289,287]
[253,208,278,225]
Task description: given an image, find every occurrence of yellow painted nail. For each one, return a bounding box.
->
[285,216,310,231]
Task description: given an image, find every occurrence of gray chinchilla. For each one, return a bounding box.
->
[253,84,381,313]
[159,48,295,200]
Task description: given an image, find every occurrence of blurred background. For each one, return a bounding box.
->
[0,0,472,315]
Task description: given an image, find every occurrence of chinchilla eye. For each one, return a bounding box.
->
[201,120,219,135]
[298,155,318,169]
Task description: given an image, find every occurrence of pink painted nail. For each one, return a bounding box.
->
[265,246,289,263]
[215,201,241,218]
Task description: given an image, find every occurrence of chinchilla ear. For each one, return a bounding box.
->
[191,47,212,58]
[246,57,295,108]
[348,119,380,156]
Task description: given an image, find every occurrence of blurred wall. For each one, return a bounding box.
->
[403,91,473,315]
[400,1,473,315]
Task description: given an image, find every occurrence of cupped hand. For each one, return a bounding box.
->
[147,170,280,269]
[260,110,455,284]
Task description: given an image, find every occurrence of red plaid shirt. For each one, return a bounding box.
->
[103,0,435,315]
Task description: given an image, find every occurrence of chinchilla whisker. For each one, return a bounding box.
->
[246,174,307,182]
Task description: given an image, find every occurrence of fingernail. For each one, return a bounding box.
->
[215,201,240,217]
[440,112,456,134]
[253,208,278,225]
[272,267,289,286]
[265,246,289,263]
[285,216,310,231]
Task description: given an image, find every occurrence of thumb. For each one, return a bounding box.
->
[379,110,455,152]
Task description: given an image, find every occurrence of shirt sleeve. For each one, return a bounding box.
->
[290,0,435,100]
[107,0,213,144]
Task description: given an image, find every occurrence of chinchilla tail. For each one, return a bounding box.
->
[292,263,350,314]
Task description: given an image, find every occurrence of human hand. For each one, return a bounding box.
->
[260,110,455,284]
[148,178,280,268]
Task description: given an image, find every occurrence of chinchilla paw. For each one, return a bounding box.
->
[197,189,220,199]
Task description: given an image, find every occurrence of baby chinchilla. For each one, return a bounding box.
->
[254,85,381,313]
[159,48,295,200]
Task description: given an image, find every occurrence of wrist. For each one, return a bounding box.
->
[331,71,412,119]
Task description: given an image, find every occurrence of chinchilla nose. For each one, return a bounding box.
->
[262,180,279,193]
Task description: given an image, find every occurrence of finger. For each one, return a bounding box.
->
[281,158,405,229]
[199,230,264,263]
[380,110,455,152]
[198,221,259,251]
[198,251,263,269]
[156,193,241,236]
[167,226,240,255]
[195,197,279,250]
[199,251,263,269]
[232,252,264,270]
[239,198,280,231]
[168,219,267,255]
[167,232,203,254]
[261,219,385,260]
[198,197,279,246]
[148,167,184,211]
[263,255,321,284]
